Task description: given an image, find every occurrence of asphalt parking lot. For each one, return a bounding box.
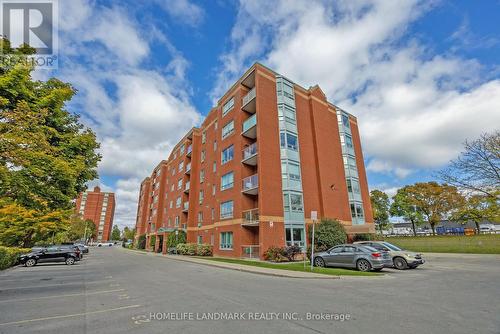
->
[0,247,498,334]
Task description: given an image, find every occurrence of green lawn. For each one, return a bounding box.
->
[198,257,381,276]
[385,234,500,254]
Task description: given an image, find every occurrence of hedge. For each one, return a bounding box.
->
[176,243,213,256]
[0,246,31,270]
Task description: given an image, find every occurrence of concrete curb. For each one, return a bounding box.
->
[121,247,340,279]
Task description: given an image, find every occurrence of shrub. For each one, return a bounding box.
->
[176,243,187,254]
[264,246,288,262]
[352,233,376,242]
[166,230,186,248]
[176,243,206,256]
[308,218,347,250]
[136,234,146,250]
[149,235,156,249]
[284,245,302,261]
[197,244,213,256]
[0,246,31,270]
[306,244,329,260]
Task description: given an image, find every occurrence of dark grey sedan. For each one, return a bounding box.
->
[313,244,392,272]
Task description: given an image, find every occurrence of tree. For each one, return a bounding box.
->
[0,37,101,212]
[390,186,425,236]
[0,199,70,247]
[166,230,186,248]
[452,194,500,234]
[111,225,121,241]
[403,182,464,235]
[122,227,136,241]
[308,218,347,252]
[66,216,96,242]
[370,190,390,232]
[439,132,499,198]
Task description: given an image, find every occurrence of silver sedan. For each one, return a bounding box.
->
[313,244,392,272]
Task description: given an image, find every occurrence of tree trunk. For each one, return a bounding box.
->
[411,220,417,236]
[475,221,480,234]
[431,224,436,236]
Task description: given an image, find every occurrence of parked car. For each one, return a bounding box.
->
[97,242,113,247]
[74,243,89,254]
[19,246,81,267]
[313,244,392,272]
[354,241,425,269]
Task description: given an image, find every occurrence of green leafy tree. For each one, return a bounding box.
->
[166,230,186,248]
[370,190,390,232]
[402,182,464,235]
[122,227,136,241]
[0,37,101,212]
[452,194,500,233]
[390,186,425,236]
[111,225,121,241]
[308,218,347,252]
[65,216,96,242]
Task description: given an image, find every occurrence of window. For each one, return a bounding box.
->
[199,190,204,204]
[214,121,218,130]
[176,197,181,208]
[214,140,218,151]
[200,169,205,183]
[286,227,305,247]
[175,216,180,227]
[350,203,364,219]
[197,235,203,245]
[168,218,171,227]
[170,184,174,192]
[341,114,350,129]
[278,105,296,123]
[221,172,234,191]
[282,162,301,180]
[222,97,234,116]
[212,184,216,196]
[222,120,234,139]
[220,232,233,249]
[211,208,215,220]
[202,131,206,144]
[169,201,173,209]
[201,150,206,162]
[178,161,184,172]
[280,132,298,151]
[154,195,158,203]
[180,145,185,154]
[177,178,183,190]
[284,193,303,212]
[221,145,234,164]
[198,212,203,223]
[346,178,360,194]
[220,200,234,219]
[344,134,354,148]
[213,161,216,173]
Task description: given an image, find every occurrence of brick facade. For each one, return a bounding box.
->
[75,186,116,242]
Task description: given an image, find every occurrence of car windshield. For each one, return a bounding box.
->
[382,242,402,251]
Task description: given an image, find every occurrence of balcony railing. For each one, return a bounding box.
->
[186,145,192,157]
[184,181,190,193]
[242,208,259,226]
[242,142,258,165]
[241,245,260,259]
[182,202,189,212]
[242,114,257,139]
[185,163,191,174]
[242,87,256,113]
[242,174,258,195]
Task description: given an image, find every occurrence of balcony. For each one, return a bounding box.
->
[242,174,258,195]
[186,145,192,157]
[184,181,190,193]
[241,87,256,113]
[242,142,258,166]
[242,208,259,226]
[182,202,189,212]
[185,162,191,174]
[241,69,255,89]
[242,114,257,139]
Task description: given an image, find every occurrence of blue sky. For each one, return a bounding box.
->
[47,0,500,227]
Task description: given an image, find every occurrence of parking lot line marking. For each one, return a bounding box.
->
[0,274,107,283]
[0,279,115,291]
[0,304,142,327]
[0,288,126,303]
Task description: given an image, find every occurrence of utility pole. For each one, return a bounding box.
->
[310,211,317,271]
[83,220,89,245]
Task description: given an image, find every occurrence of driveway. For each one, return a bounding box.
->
[0,247,498,334]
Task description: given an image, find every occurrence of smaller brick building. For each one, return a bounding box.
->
[75,186,116,242]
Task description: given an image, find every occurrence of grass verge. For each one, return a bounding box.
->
[385,234,500,254]
[198,257,381,276]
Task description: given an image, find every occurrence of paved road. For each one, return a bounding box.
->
[0,247,498,334]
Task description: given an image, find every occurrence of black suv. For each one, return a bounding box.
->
[19,245,81,267]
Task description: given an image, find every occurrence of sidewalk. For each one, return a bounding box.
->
[123,248,339,279]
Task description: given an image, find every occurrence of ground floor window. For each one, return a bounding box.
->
[220,232,233,250]
[197,235,203,244]
[285,227,305,247]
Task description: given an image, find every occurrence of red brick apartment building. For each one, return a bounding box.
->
[134,63,374,259]
[76,186,116,242]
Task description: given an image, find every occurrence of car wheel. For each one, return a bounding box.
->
[65,257,75,265]
[25,259,36,267]
[314,257,325,267]
[356,259,372,272]
[393,257,408,270]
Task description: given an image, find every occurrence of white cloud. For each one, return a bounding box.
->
[156,0,205,27]
[56,1,202,228]
[214,0,500,182]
